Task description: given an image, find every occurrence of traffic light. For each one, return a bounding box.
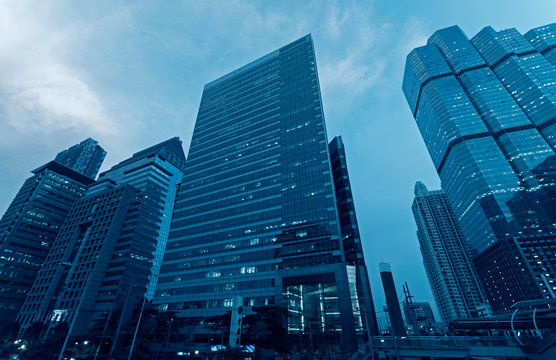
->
[229,295,243,348]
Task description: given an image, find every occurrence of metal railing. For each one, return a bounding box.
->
[347,335,520,360]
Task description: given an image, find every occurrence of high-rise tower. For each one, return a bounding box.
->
[16,138,185,340]
[155,35,374,353]
[54,138,106,179]
[329,136,379,337]
[0,140,104,322]
[412,182,488,322]
[402,24,556,313]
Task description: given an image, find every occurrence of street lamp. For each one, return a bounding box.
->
[57,261,94,360]
[127,274,156,360]
[127,294,147,360]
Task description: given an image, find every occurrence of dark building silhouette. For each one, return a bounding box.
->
[329,136,379,337]
[154,35,373,354]
[16,138,185,339]
[54,138,106,179]
[379,263,406,336]
[0,140,104,322]
[402,24,556,313]
[402,301,435,334]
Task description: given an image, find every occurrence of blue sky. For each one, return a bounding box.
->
[1,0,555,325]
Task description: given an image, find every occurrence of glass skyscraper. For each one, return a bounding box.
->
[329,136,379,337]
[155,35,374,353]
[0,140,104,322]
[403,24,556,313]
[412,182,489,322]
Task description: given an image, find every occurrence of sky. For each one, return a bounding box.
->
[1,0,555,326]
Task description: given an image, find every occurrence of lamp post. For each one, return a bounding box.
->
[127,274,156,360]
[127,295,147,360]
[57,261,94,360]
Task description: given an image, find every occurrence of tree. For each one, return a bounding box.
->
[243,306,290,359]
[22,321,44,342]
[64,338,97,360]
[0,321,20,357]
[0,320,20,340]
[18,322,69,360]
[205,311,231,346]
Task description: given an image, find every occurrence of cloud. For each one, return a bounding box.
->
[316,1,386,108]
[324,4,351,40]
[0,0,116,148]
[319,51,385,100]
[396,17,429,60]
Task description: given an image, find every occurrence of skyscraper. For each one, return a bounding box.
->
[16,138,185,339]
[412,182,488,322]
[329,136,379,337]
[379,263,406,336]
[402,24,556,313]
[96,137,186,299]
[0,140,104,322]
[154,35,374,353]
[54,138,106,179]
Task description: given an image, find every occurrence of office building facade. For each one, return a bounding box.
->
[525,23,556,68]
[403,24,556,313]
[412,182,488,322]
[96,137,186,299]
[17,138,185,337]
[155,35,373,352]
[0,140,104,322]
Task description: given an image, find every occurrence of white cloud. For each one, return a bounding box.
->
[0,0,116,147]
[397,17,429,59]
[316,1,386,107]
[325,4,351,40]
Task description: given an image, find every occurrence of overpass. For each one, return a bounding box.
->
[347,335,553,360]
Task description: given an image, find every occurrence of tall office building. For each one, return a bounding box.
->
[54,138,106,179]
[155,35,374,353]
[412,182,488,322]
[0,140,104,322]
[403,24,556,313]
[329,136,379,337]
[379,263,406,336]
[96,137,186,299]
[16,138,185,338]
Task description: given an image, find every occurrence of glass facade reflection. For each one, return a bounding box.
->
[403,24,556,313]
[155,35,368,352]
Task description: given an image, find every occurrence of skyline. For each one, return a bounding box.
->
[2,0,556,324]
